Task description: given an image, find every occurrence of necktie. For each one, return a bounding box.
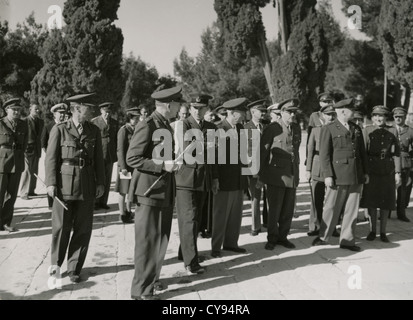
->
[258,123,262,132]
[77,123,83,135]
[10,121,16,131]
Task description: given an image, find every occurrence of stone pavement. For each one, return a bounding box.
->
[1,135,413,300]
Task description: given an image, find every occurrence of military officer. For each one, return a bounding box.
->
[361,106,401,243]
[267,103,281,123]
[352,110,365,128]
[211,98,248,258]
[257,99,301,251]
[0,98,28,232]
[92,102,118,210]
[389,107,413,222]
[306,104,336,236]
[45,93,105,283]
[312,98,369,252]
[175,93,219,274]
[244,99,268,236]
[19,104,44,200]
[307,93,335,139]
[126,86,182,300]
[41,103,68,209]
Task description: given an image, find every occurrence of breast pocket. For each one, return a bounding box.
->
[61,141,77,159]
[0,132,12,145]
[333,135,346,148]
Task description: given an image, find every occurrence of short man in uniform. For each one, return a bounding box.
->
[389,107,413,222]
[307,93,335,139]
[20,104,44,200]
[92,102,118,210]
[244,99,268,236]
[127,86,182,300]
[175,93,219,274]
[257,99,301,251]
[312,98,369,252]
[0,98,28,232]
[41,103,68,209]
[46,93,105,283]
[211,98,248,258]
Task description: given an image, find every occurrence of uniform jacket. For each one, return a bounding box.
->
[319,119,368,185]
[175,115,218,191]
[388,124,413,170]
[24,116,44,158]
[259,119,301,188]
[41,120,57,151]
[0,117,28,173]
[215,119,247,191]
[91,115,118,164]
[117,123,135,172]
[306,126,324,181]
[126,111,175,207]
[363,125,401,175]
[307,111,324,135]
[45,119,106,201]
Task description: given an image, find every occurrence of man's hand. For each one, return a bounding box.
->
[121,169,128,176]
[325,177,335,188]
[306,171,311,182]
[212,179,219,195]
[255,179,264,189]
[96,185,104,198]
[364,174,370,185]
[47,186,57,198]
[395,173,402,188]
[163,160,178,173]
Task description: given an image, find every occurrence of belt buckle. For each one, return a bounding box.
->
[380,152,386,160]
[79,158,85,169]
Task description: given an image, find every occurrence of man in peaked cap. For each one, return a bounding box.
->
[19,103,44,200]
[244,99,268,237]
[267,103,281,123]
[211,97,248,258]
[0,98,28,232]
[45,93,105,283]
[257,98,301,251]
[127,86,183,300]
[389,107,413,222]
[313,98,369,252]
[174,93,219,274]
[42,103,68,208]
[308,93,335,137]
[92,102,118,210]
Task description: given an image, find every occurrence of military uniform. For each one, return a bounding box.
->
[175,94,218,271]
[46,94,105,280]
[92,104,118,208]
[19,113,44,198]
[126,87,182,300]
[0,99,28,231]
[259,99,301,249]
[314,99,368,251]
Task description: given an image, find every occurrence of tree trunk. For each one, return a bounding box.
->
[277,0,288,54]
[257,33,276,103]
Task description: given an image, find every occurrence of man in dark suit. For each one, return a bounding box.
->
[41,103,68,209]
[211,98,249,258]
[19,104,44,200]
[257,99,301,251]
[45,93,105,283]
[92,102,118,209]
[0,98,28,232]
[244,99,268,236]
[312,98,369,252]
[127,86,182,300]
[175,94,219,274]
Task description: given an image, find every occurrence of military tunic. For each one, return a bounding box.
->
[0,117,28,228]
[361,125,401,210]
[115,123,135,195]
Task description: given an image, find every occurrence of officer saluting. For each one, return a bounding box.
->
[46,93,105,283]
[127,86,182,300]
[0,98,28,232]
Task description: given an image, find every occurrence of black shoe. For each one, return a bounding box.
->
[276,240,296,249]
[186,263,205,275]
[380,233,390,243]
[398,216,410,222]
[3,225,18,233]
[312,237,328,247]
[154,281,167,291]
[211,251,221,258]
[366,232,376,241]
[223,246,247,253]
[307,230,320,236]
[332,229,340,238]
[100,204,110,210]
[134,294,160,300]
[250,230,260,236]
[265,242,275,251]
[340,245,361,252]
[121,214,134,224]
[68,273,81,283]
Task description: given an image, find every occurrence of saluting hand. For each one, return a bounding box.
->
[47,186,57,198]
[96,184,104,198]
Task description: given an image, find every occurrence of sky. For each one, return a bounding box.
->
[0,0,368,75]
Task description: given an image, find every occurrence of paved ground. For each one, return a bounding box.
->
[1,134,413,300]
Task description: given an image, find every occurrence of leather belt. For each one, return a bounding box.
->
[62,158,93,168]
